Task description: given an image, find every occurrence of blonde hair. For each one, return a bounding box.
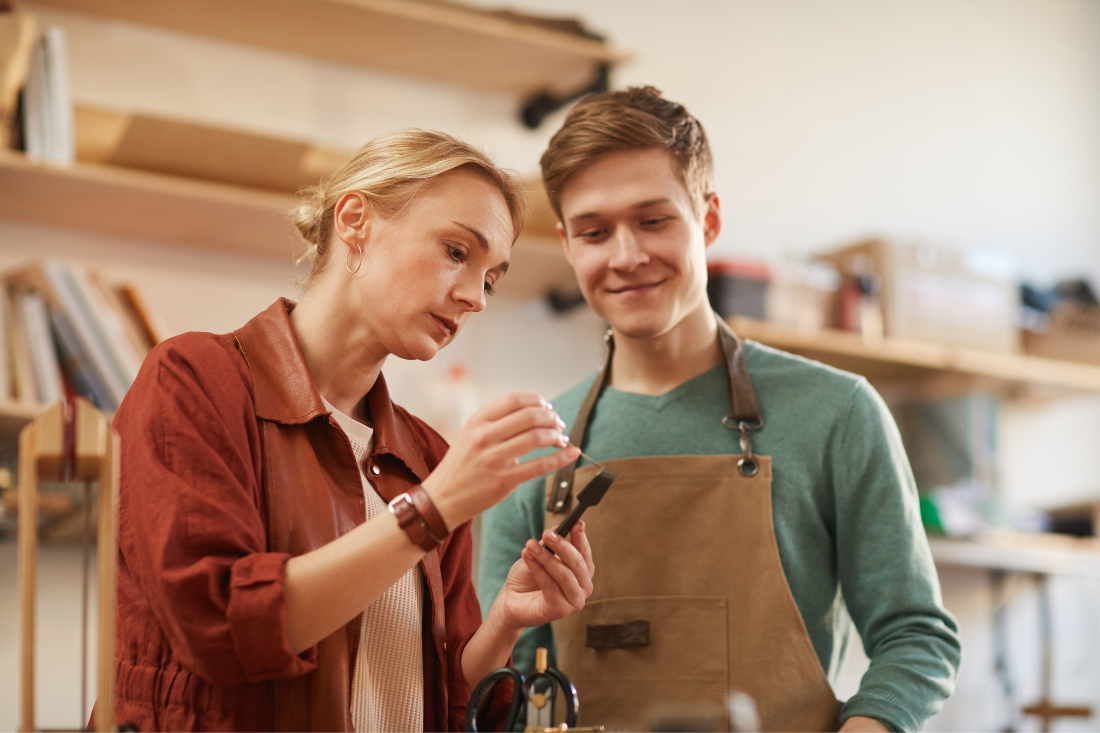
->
[294,129,528,284]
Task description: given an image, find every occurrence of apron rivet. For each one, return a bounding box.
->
[560,481,568,489]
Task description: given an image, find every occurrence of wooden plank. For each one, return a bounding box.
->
[495,235,575,298]
[74,105,351,193]
[929,534,1100,578]
[0,400,47,437]
[34,0,628,96]
[17,424,37,733]
[17,401,65,732]
[95,421,119,732]
[728,316,1100,395]
[73,395,106,481]
[0,149,299,258]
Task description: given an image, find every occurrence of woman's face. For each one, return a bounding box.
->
[337,168,514,362]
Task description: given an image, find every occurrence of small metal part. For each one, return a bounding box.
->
[536,647,548,674]
[531,693,548,710]
[575,448,605,472]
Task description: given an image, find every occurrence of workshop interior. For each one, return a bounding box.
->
[2,1,1100,732]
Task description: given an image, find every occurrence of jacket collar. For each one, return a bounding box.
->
[234,298,430,481]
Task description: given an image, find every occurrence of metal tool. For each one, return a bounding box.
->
[465,647,595,732]
[544,451,617,548]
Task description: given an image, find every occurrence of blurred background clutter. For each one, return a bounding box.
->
[3,1,1100,731]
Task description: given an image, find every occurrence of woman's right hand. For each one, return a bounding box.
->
[421,391,580,529]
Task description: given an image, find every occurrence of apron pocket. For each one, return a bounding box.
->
[556,595,729,730]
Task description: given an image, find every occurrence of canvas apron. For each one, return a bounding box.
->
[546,317,840,732]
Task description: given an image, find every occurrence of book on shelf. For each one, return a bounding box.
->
[22,24,73,164]
[17,289,64,404]
[7,287,38,405]
[4,260,168,414]
[0,11,36,149]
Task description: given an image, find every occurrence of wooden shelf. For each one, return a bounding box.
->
[33,0,629,96]
[0,149,298,258]
[0,402,44,441]
[929,533,1100,578]
[0,150,572,287]
[728,316,1100,397]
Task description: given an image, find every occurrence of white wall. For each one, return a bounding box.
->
[514,0,1100,284]
[6,2,1100,731]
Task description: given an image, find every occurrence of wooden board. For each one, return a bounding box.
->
[929,533,1100,578]
[0,400,47,438]
[33,0,629,96]
[0,144,565,264]
[728,316,1100,397]
[0,149,300,258]
[75,106,349,194]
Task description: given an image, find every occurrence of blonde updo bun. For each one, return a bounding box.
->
[294,129,528,286]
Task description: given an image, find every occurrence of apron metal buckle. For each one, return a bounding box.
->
[723,416,763,477]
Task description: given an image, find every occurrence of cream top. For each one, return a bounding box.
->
[323,397,424,733]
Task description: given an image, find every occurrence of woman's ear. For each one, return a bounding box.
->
[333,191,372,255]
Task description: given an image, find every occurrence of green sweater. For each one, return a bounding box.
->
[478,340,960,732]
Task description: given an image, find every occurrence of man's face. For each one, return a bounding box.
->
[557,148,720,340]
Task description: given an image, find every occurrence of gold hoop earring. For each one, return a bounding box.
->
[345,243,363,274]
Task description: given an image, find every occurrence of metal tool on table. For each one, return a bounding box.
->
[464,647,604,733]
[542,449,617,549]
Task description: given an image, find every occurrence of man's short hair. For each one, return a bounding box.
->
[540,86,714,222]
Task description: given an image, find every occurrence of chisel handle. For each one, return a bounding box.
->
[543,504,586,548]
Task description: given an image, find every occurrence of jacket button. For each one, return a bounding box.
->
[370,465,381,475]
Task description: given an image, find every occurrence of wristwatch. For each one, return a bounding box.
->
[388,486,449,552]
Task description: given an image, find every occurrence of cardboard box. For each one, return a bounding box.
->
[817,239,1020,353]
[1023,328,1100,365]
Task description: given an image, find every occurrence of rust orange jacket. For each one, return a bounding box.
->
[108,299,510,731]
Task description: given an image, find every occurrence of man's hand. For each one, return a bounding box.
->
[840,716,889,732]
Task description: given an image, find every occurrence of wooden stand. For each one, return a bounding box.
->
[18,398,119,733]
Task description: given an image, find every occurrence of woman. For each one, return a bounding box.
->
[109,130,594,732]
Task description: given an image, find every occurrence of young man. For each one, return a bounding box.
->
[479,87,960,732]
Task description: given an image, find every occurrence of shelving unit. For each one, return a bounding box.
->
[0,146,564,254]
[727,315,1100,397]
[31,0,629,96]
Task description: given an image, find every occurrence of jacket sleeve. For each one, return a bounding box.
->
[115,337,318,687]
[832,379,962,732]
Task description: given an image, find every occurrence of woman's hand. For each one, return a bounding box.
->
[461,521,594,689]
[422,391,580,529]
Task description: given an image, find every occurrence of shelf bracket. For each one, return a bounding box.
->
[520,63,610,129]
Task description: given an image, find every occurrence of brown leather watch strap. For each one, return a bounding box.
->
[388,493,437,552]
[408,485,449,545]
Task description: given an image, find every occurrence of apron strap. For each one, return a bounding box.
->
[547,314,764,512]
[547,331,614,512]
[716,317,765,478]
